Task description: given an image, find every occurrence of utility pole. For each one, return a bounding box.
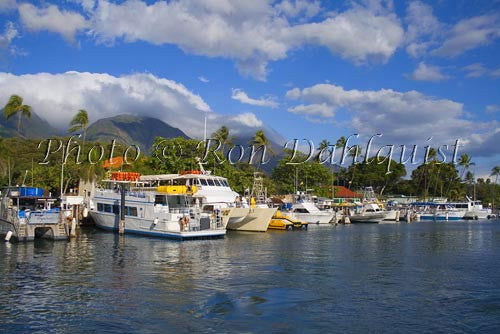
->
[119,183,126,235]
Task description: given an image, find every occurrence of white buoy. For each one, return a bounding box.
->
[70,218,77,237]
[153,218,159,226]
[83,207,88,218]
[4,230,13,242]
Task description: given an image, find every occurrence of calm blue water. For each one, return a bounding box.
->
[1,220,500,333]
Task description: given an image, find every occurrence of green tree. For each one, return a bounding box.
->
[458,153,472,180]
[272,149,333,196]
[3,94,32,137]
[68,109,89,150]
[491,166,500,184]
[212,125,233,154]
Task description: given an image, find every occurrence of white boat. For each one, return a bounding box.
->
[140,167,274,232]
[463,197,492,220]
[1,187,67,241]
[349,202,387,223]
[90,175,226,240]
[289,199,334,225]
[433,203,467,221]
[383,209,400,222]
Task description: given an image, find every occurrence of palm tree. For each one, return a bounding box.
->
[251,130,273,153]
[465,171,474,184]
[251,130,273,168]
[3,94,32,137]
[491,166,500,184]
[212,125,232,154]
[318,139,329,150]
[458,153,472,180]
[68,109,89,152]
[317,139,330,162]
[348,144,362,189]
[335,136,346,149]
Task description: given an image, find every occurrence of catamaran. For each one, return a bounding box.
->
[0,186,68,241]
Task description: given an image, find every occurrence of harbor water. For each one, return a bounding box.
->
[1,220,500,333]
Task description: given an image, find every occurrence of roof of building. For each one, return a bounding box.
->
[333,186,362,198]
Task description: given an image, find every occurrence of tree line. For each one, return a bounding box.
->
[2,94,500,207]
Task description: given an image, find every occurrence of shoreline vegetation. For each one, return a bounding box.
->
[2,96,499,206]
[1,135,499,207]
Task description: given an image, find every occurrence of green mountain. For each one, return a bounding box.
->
[86,114,189,151]
[0,110,61,138]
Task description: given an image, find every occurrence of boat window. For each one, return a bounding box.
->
[97,203,104,212]
[200,179,208,186]
[155,195,167,205]
[105,204,113,213]
[214,179,221,186]
[207,179,215,186]
[294,208,309,213]
[167,195,185,209]
[113,205,119,214]
[126,206,138,217]
[366,209,375,212]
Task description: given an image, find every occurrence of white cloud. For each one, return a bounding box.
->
[231,88,278,108]
[405,2,500,59]
[463,63,487,78]
[18,3,88,43]
[463,63,500,79]
[409,62,448,82]
[293,6,404,65]
[198,76,209,83]
[486,105,500,114]
[275,0,321,19]
[491,68,500,78]
[0,22,17,51]
[0,71,278,141]
[432,14,500,57]
[68,0,403,80]
[288,103,334,117]
[0,0,16,12]
[286,83,499,157]
[405,1,441,58]
[230,112,263,128]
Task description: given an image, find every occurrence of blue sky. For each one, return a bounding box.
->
[0,0,499,177]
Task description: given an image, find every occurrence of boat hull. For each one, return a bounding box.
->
[291,212,334,225]
[91,211,225,239]
[0,218,21,240]
[383,210,400,221]
[349,213,386,223]
[226,207,277,232]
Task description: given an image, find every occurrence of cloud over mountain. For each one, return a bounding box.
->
[0,71,281,142]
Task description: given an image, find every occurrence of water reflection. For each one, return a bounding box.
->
[1,221,500,333]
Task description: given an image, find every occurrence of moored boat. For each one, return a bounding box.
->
[1,186,68,241]
[90,174,226,240]
[349,202,387,223]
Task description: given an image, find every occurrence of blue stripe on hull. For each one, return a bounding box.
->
[434,216,463,221]
[95,224,225,240]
